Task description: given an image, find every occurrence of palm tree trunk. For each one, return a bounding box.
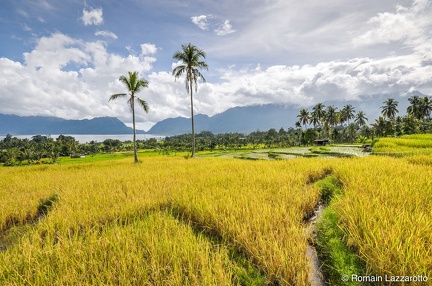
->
[132,95,138,163]
[190,78,195,157]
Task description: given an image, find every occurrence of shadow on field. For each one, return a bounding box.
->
[167,204,271,286]
[0,194,58,252]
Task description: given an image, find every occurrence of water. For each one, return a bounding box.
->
[0,134,165,143]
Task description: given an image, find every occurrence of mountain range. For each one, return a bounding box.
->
[0,115,143,135]
[1,91,424,136]
[146,104,299,135]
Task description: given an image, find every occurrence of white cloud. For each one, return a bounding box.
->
[191,15,211,30]
[0,33,158,129]
[353,0,432,47]
[141,43,158,55]
[191,15,236,36]
[95,30,118,39]
[1,32,432,131]
[214,19,236,36]
[82,8,103,26]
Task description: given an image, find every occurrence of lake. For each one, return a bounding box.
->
[0,134,165,143]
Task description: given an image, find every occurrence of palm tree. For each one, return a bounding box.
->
[109,71,149,163]
[381,98,399,120]
[297,108,310,129]
[354,111,368,127]
[341,104,355,125]
[325,105,339,128]
[310,110,320,128]
[312,103,326,127]
[325,106,338,141]
[172,43,208,157]
[420,96,432,119]
[407,95,422,120]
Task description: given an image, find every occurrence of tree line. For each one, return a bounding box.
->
[1,92,431,166]
[294,96,432,143]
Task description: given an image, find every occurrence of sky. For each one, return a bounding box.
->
[1,0,432,130]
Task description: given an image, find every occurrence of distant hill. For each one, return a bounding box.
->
[147,91,428,136]
[0,114,144,135]
[2,91,425,136]
[146,104,299,135]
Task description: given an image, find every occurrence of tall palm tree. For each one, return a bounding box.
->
[297,108,310,129]
[407,95,422,120]
[354,111,368,127]
[109,71,149,163]
[381,98,399,120]
[325,105,339,128]
[172,43,208,157]
[312,103,326,127]
[325,106,338,140]
[341,104,355,125]
[420,96,432,119]
[310,110,320,128]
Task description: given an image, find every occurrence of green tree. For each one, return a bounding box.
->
[312,103,326,126]
[172,43,208,157]
[407,95,422,120]
[381,98,399,120]
[297,108,310,130]
[354,111,368,127]
[341,104,355,125]
[420,96,432,119]
[325,106,339,128]
[109,71,149,163]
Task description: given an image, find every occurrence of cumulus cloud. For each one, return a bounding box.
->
[1,32,432,131]
[141,43,158,55]
[95,30,118,39]
[214,19,236,36]
[191,15,211,30]
[82,7,103,26]
[353,0,432,47]
[191,15,236,36]
[0,33,159,129]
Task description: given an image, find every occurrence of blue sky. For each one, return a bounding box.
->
[1,0,432,130]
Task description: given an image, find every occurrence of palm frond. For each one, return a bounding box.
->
[109,93,127,101]
[136,97,149,113]
[172,65,186,78]
[118,76,131,91]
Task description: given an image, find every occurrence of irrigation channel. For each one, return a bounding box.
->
[305,201,326,286]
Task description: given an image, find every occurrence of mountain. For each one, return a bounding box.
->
[146,104,300,135]
[0,115,144,135]
[147,90,431,135]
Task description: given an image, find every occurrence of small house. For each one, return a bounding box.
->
[314,139,329,146]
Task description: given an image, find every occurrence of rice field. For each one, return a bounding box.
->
[372,134,432,155]
[1,136,431,285]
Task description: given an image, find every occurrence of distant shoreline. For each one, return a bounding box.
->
[0,134,165,143]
